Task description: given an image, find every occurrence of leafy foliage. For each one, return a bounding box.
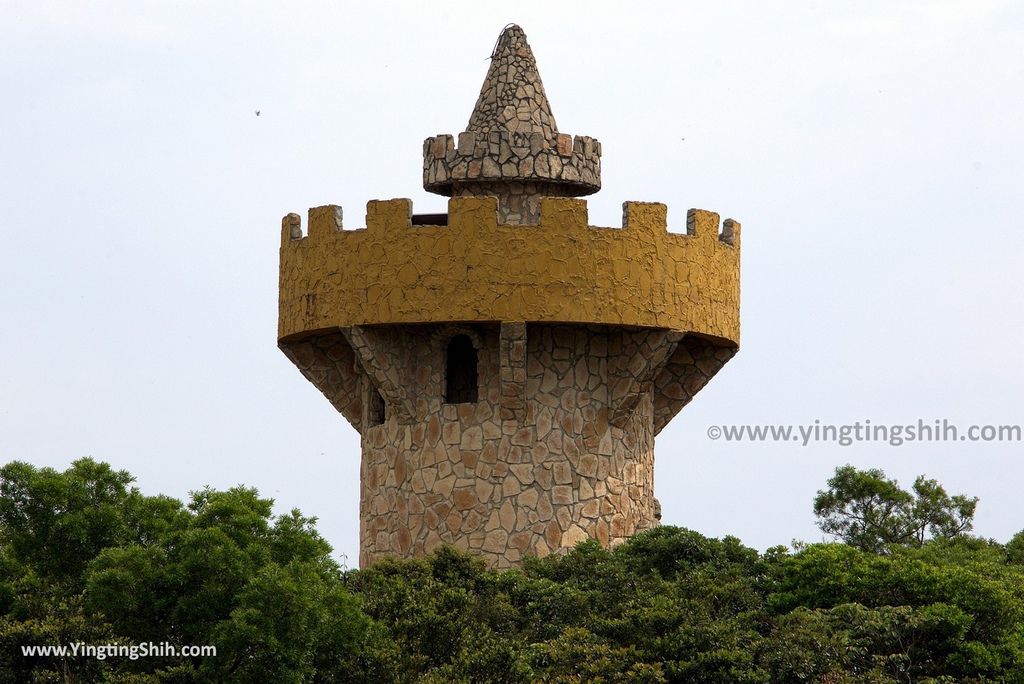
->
[0,459,376,682]
[2,459,1023,683]
[814,465,978,552]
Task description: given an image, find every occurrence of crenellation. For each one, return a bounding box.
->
[307,204,342,239]
[721,218,741,247]
[365,198,412,234]
[280,196,742,246]
[281,201,739,356]
[660,208,744,247]
[282,212,302,244]
[538,196,588,232]
[687,207,735,244]
[622,201,668,234]
[423,132,601,198]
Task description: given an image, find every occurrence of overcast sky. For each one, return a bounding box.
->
[2,1,1021,564]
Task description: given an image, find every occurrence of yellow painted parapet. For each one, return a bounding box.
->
[278,196,740,345]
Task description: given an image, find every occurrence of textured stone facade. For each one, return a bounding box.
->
[423,137,601,224]
[277,24,742,568]
[468,26,557,139]
[284,324,723,568]
[281,321,736,569]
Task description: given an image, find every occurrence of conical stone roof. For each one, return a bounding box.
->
[466,25,558,138]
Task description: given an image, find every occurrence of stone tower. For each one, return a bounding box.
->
[278,25,741,568]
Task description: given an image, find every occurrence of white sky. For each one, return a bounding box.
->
[1,1,1021,564]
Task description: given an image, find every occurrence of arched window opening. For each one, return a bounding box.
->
[445,335,478,404]
[368,387,386,426]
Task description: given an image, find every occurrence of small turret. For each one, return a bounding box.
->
[423,25,600,224]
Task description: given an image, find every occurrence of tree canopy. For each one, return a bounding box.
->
[814,464,979,552]
[1,459,1022,683]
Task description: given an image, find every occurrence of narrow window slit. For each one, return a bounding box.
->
[445,335,478,404]
[369,387,386,426]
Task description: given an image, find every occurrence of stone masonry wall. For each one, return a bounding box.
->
[451,180,569,225]
[357,323,668,569]
[423,132,601,190]
[466,24,557,138]
[422,133,601,222]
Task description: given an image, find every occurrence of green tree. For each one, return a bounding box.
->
[813,465,978,553]
[5,458,1024,683]
[0,459,149,586]
[0,459,380,682]
[1006,530,1024,565]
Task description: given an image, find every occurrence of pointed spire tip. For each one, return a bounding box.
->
[469,23,556,137]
